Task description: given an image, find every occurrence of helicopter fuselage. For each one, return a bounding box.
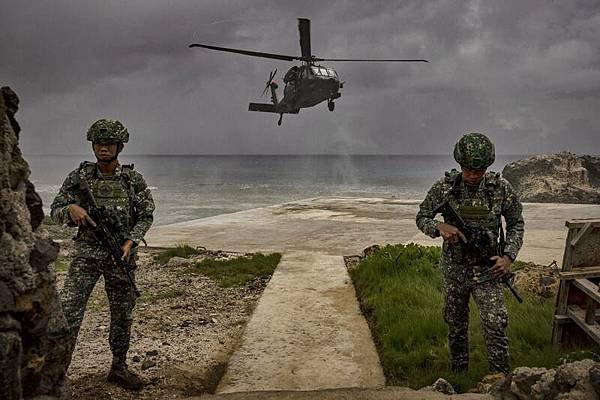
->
[277,64,341,112]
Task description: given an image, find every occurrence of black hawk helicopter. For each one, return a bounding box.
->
[190,18,428,125]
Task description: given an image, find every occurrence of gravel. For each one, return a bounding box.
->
[53,241,270,399]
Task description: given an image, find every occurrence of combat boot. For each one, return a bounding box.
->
[107,359,144,390]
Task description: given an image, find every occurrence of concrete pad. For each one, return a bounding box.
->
[216,250,385,393]
[146,197,600,265]
[194,387,493,399]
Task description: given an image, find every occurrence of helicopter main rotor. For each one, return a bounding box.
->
[189,18,428,64]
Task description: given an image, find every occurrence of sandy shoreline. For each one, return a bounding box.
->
[145,197,600,266]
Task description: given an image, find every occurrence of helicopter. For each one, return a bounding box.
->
[190,18,428,125]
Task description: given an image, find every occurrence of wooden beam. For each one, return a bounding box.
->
[566,219,600,229]
[571,222,594,247]
[572,278,600,303]
[560,266,600,280]
[567,305,600,344]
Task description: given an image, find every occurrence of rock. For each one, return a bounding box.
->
[530,369,559,400]
[502,152,600,204]
[146,349,159,357]
[0,86,70,399]
[512,261,560,298]
[165,256,193,268]
[589,365,600,395]
[420,378,456,395]
[510,367,550,399]
[141,360,156,370]
[555,359,598,394]
[475,372,508,395]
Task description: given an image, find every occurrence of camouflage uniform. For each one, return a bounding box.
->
[416,133,524,373]
[50,120,154,372]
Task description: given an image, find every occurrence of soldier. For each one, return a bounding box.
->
[51,119,155,390]
[416,132,524,374]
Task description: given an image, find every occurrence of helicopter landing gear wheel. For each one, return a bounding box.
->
[278,113,283,126]
[328,100,335,112]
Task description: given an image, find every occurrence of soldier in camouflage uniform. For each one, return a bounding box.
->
[416,133,524,374]
[51,119,154,390]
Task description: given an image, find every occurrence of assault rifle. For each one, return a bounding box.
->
[433,200,523,303]
[78,181,140,298]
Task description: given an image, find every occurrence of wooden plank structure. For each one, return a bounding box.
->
[552,219,600,346]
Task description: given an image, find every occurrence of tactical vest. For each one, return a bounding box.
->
[76,161,136,240]
[444,169,502,238]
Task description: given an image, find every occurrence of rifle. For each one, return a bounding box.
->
[433,200,523,303]
[78,181,140,298]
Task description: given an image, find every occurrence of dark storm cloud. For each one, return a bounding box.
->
[1,0,599,155]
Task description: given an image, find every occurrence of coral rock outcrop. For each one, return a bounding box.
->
[502,152,600,204]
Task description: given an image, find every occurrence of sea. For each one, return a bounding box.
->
[27,155,525,226]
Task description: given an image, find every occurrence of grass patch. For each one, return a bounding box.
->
[185,253,281,287]
[349,243,599,392]
[53,254,70,272]
[154,244,203,265]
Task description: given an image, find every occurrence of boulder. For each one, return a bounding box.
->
[510,367,551,399]
[502,152,600,204]
[484,359,600,400]
[428,377,456,395]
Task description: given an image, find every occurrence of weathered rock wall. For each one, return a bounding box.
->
[0,86,70,399]
[502,152,600,203]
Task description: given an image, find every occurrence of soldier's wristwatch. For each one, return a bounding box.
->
[503,252,516,262]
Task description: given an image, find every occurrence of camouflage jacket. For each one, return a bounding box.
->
[416,169,524,281]
[51,161,155,259]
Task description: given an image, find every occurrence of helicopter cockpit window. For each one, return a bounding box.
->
[312,67,335,77]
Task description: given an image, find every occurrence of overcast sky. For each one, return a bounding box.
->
[2,0,599,155]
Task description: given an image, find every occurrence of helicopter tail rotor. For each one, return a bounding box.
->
[261,69,278,96]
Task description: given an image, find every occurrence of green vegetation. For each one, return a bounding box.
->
[349,243,598,392]
[184,253,282,287]
[154,244,203,265]
[53,254,70,272]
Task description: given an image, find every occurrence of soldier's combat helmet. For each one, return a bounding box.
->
[453,132,495,169]
[86,119,129,143]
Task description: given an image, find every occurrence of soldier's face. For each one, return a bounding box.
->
[93,142,119,162]
[461,167,486,185]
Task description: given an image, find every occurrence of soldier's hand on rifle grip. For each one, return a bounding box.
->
[68,204,92,226]
[490,255,512,278]
[437,222,468,244]
[121,239,134,261]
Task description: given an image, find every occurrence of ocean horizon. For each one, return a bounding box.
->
[28,154,527,226]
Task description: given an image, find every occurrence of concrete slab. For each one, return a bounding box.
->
[216,250,385,393]
[194,387,493,399]
[146,197,600,265]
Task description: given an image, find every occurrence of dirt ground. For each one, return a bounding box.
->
[50,235,270,400]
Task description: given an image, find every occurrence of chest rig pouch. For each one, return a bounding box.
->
[77,162,135,239]
[444,173,503,282]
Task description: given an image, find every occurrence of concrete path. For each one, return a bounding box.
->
[147,197,600,265]
[216,251,385,393]
[194,387,493,399]
[144,197,600,396]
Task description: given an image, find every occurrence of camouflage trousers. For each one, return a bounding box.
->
[442,272,509,373]
[60,257,136,363]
